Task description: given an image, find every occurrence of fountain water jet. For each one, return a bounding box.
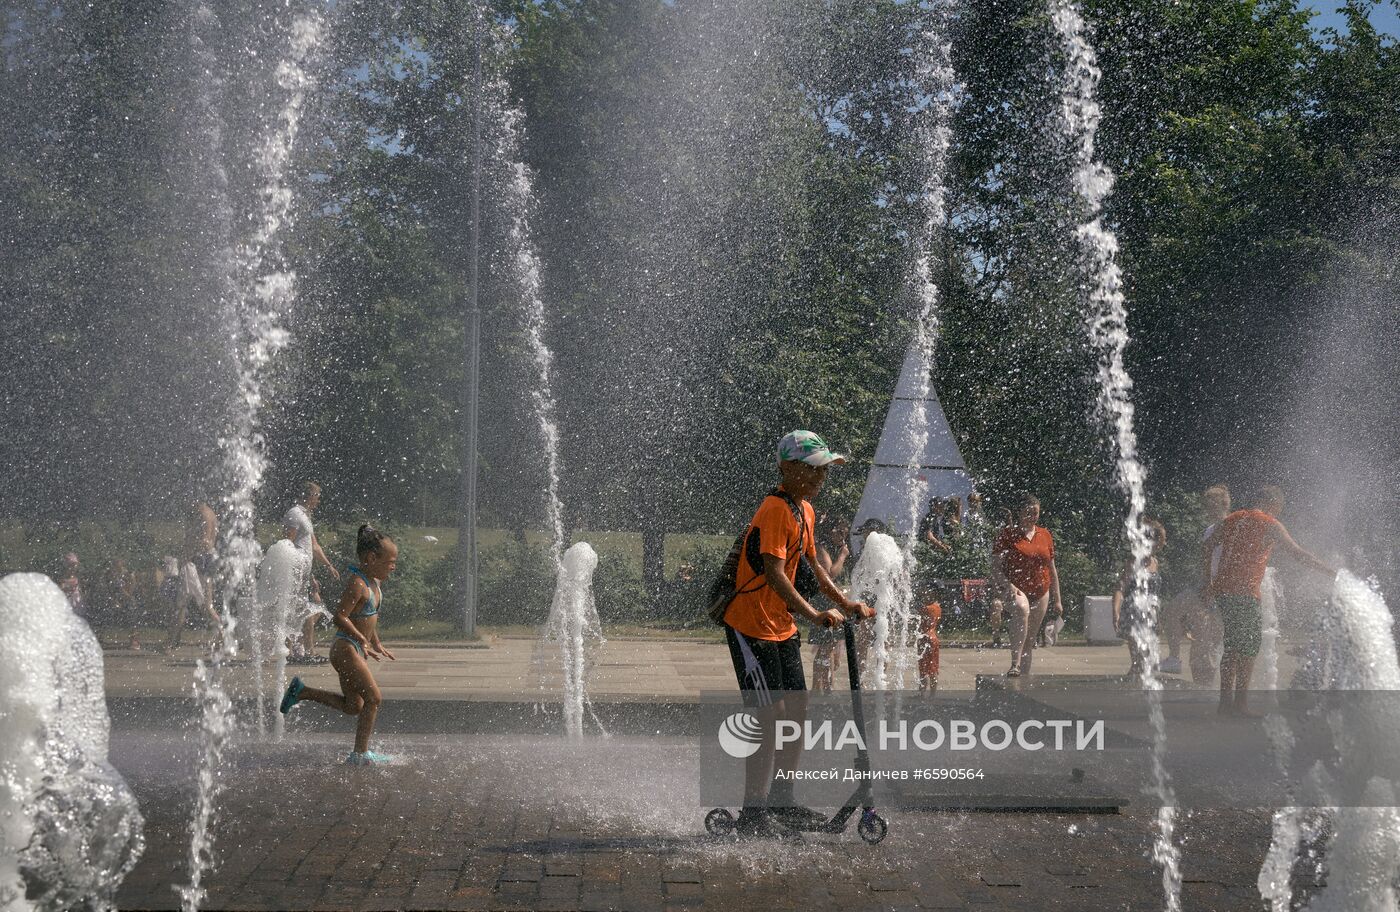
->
[884,0,956,690]
[1258,567,1284,692]
[253,539,313,740]
[177,5,326,910]
[481,25,605,732]
[541,543,607,738]
[1049,2,1181,907]
[486,61,568,570]
[849,532,910,690]
[0,573,145,912]
[1258,571,1400,911]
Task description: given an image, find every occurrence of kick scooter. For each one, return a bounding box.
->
[705,618,888,844]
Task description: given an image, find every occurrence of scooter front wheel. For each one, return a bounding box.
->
[857,812,888,844]
[705,808,736,836]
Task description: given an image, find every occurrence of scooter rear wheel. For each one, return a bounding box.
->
[705,808,736,836]
[857,812,888,844]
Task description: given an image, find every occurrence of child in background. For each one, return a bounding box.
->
[987,507,1014,648]
[158,556,181,650]
[918,595,942,694]
[1114,518,1167,679]
[104,559,140,650]
[57,553,83,616]
[809,514,852,692]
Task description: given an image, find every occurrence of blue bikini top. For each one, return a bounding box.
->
[346,565,380,618]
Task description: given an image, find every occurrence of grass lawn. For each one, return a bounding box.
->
[390,527,731,576]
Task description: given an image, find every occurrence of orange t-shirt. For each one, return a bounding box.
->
[1211,509,1283,599]
[919,601,941,642]
[723,493,816,641]
[993,525,1055,600]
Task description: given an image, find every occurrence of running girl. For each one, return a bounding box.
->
[280,525,398,765]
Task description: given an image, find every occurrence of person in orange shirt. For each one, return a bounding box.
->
[723,430,874,838]
[991,494,1062,678]
[917,595,942,694]
[1205,485,1336,716]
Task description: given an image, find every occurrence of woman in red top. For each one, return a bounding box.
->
[992,494,1062,677]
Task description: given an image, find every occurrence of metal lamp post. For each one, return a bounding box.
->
[458,0,483,636]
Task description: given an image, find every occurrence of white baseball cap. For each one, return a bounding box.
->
[777,430,847,467]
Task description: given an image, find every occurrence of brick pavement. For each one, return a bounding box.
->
[110,732,1298,911]
[101,634,1322,909]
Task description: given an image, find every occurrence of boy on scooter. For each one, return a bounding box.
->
[722,430,875,838]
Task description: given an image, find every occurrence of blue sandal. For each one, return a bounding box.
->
[345,751,394,766]
[280,676,305,714]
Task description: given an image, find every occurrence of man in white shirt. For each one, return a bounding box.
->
[283,482,340,660]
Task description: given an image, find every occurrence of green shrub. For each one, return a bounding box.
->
[673,540,732,627]
[1052,542,1117,632]
[1147,487,1209,597]
[592,550,652,624]
[478,537,556,626]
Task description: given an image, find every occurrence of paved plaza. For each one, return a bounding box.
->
[101,634,1322,910]
[112,731,1294,912]
[103,632,1259,703]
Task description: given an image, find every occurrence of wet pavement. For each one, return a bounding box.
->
[110,730,1297,911]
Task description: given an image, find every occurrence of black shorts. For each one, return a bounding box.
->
[725,625,805,706]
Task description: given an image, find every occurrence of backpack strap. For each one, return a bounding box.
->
[744,489,808,575]
[771,488,809,561]
[711,491,814,628]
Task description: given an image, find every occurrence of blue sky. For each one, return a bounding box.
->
[1306,2,1400,38]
